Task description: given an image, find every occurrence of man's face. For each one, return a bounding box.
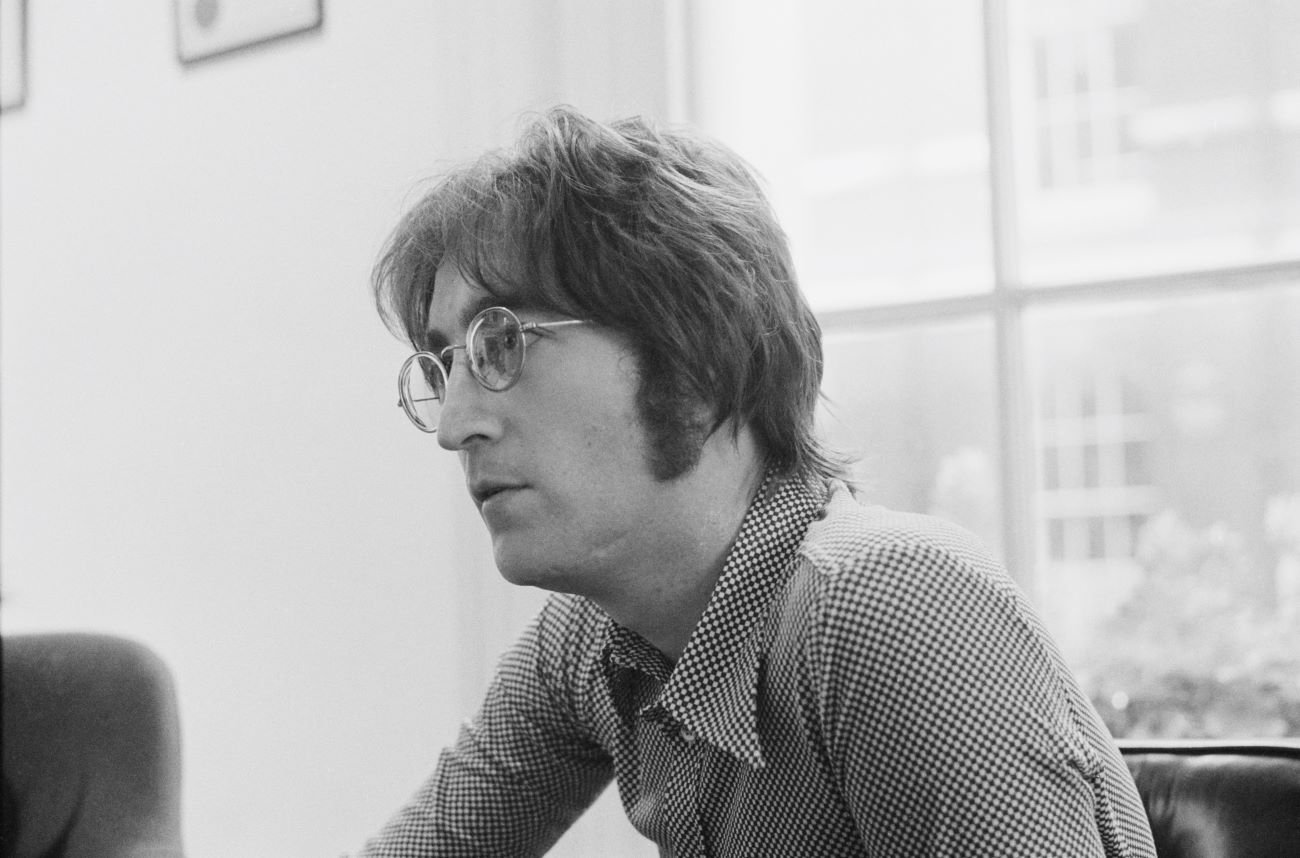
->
[427,261,690,598]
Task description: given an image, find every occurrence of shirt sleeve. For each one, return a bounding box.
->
[360,596,614,858]
[812,522,1148,857]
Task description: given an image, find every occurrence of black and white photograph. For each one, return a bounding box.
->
[2,2,1298,856]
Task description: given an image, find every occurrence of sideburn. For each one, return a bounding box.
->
[637,376,714,482]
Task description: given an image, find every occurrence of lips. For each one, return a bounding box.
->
[469,479,526,509]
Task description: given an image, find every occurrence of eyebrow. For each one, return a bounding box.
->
[423,292,500,353]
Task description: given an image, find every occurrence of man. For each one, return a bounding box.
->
[362,106,1157,857]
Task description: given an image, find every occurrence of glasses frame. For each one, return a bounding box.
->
[397,306,588,433]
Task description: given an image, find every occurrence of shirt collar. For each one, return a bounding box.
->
[652,473,828,768]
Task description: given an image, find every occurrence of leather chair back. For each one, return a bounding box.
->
[1120,741,1300,858]
[2,633,186,858]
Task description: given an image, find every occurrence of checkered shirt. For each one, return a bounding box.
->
[360,476,1157,857]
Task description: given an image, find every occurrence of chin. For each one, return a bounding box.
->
[491,541,569,592]
[494,560,545,589]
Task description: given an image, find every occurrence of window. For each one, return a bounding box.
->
[821,319,1002,556]
[690,0,1300,739]
[1012,0,1300,283]
[691,0,994,309]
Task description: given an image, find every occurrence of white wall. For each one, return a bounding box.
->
[0,2,669,855]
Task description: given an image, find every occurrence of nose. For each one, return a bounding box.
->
[435,358,499,451]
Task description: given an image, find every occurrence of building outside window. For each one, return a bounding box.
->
[1031,14,1142,190]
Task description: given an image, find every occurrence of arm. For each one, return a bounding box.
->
[361,596,613,858]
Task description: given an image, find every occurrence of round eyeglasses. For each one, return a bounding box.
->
[397,306,588,433]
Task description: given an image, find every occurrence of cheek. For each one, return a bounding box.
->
[561,369,645,453]
[565,417,646,483]
[533,335,651,474]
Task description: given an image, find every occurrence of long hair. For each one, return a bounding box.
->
[374,106,846,484]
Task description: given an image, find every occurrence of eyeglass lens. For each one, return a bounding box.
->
[400,309,529,431]
[469,308,525,391]
[401,354,446,431]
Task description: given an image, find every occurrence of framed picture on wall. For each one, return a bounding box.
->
[1,0,26,111]
[174,0,323,65]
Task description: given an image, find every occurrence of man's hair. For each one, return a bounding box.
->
[374,105,845,484]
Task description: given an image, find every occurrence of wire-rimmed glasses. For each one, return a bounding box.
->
[397,306,588,433]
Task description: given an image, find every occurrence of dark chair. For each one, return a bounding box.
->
[1118,739,1300,858]
[2,633,185,858]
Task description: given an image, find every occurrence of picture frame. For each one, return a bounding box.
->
[0,0,26,112]
[174,0,323,65]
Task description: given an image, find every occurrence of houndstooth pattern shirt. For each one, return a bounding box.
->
[360,476,1157,857]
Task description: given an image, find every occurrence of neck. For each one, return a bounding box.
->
[589,430,766,662]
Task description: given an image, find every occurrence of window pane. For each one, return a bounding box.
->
[1083,443,1100,488]
[692,0,993,310]
[1027,282,1300,738]
[819,318,1002,557]
[1011,0,1300,284]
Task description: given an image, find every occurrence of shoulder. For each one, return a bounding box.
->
[781,488,1079,735]
[799,485,1011,600]
[789,485,1051,674]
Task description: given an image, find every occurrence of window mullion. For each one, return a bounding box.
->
[985,0,1038,592]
